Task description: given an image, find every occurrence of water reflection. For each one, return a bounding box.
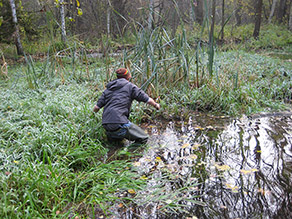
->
[134,113,292,218]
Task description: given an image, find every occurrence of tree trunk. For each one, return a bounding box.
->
[268,0,278,23]
[60,0,66,44]
[277,0,287,23]
[289,0,292,31]
[253,0,263,39]
[209,0,216,44]
[9,0,24,55]
[235,0,242,26]
[221,0,225,41]
[194,0,204,25]
[107,0,111,35]
[208,0,216,76]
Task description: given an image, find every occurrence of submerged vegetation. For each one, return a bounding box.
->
[1,22,292,217]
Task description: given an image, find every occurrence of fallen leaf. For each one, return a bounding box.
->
[128,189,136,194]
[181,143,190,148]
[192,143,201,149]
[133,161,141,167]
[140,175,148,180]
[240,168,258,175]
[215,164,230,171]
[165,199,172,204]
[189,154,198,160]
[155,157,162,162]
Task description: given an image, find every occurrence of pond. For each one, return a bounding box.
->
[109,112,292,218]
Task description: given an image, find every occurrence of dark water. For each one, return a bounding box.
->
[117,112,292,219]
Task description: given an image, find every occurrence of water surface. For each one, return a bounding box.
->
[126,112,292,218]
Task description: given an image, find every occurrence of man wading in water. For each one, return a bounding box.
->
[93,68,160,145]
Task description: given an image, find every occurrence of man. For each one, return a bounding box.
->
[93,68,160,145]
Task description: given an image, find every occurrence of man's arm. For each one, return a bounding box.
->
[147,98,160,110]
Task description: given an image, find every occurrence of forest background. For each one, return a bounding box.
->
[1,0,292,218]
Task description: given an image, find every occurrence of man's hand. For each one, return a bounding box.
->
[93,105,100,113]
[147,98,160,110]
[155,103,160,110]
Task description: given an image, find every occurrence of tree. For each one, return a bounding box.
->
[253,0,263,39]
[277,0,287,23]
[59,0,66,44]
[221,0,225,41]
[107,0,111,35]
[9,0,23,55]
[235,0,242,26]
[194,0,204,25]
[268,0,278,23]
[208,0,216,76]
[289,0,292,31]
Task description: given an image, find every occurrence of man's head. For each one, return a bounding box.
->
[116,68,131,80]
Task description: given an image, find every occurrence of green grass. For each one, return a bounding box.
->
[0,68,148,217]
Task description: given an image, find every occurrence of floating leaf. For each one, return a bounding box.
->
[189,154,198,160]
[192,143,201,149]
[155,157,162,162]
[181,143,190,148]
[215,164,230,171]
[240,168,258,175]
[225,183,239,193]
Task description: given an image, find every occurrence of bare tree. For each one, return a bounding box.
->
[221,0,225,41]
[107,0,111,35]
[9,0,24,55]
[289,0,292,31]
[59,0,66,44]
[253,0,263,39]
[268,0,278,23]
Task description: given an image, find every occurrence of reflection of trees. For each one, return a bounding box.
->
[195,116,292,218]
[136,116,292,218]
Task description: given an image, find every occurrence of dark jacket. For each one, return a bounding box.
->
[96,78,149,125]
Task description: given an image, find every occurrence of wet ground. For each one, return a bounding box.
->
[109,112,292,219]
